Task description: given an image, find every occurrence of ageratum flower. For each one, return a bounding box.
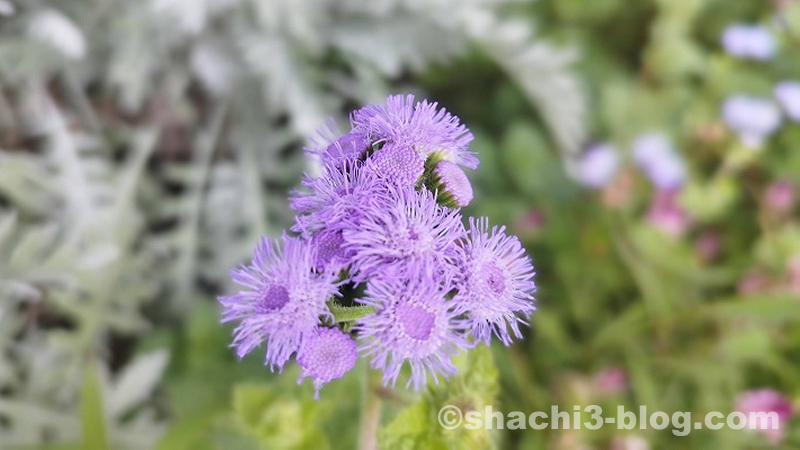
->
[355,265,469,389]
[721,24,776,61]
[306,121,371,169]
[290,161,386,236]
[575,143,620,189]
[631,133,686,191]
[220,94,540,399]
[775,81,800,123]
[218,235,339,370]
[721,95,782,148]
[297,327,358,399]
[308,228,352,273]
[364,142,425,187]
[427,159,474,208]
[351,94,478,169]
[454,217,536,345]
[342,184,465,281]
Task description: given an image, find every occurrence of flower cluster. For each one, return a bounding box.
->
[718,25,799,148]
[219,95,536,397]
[721,24,776,61]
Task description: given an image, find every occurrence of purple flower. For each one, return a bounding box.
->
[430,160,474,208]
[364,142,425,187]
[351,94,478,169]
[721,96,782,148]
[343,184,465,281]
[297,326,358,399]
[453,217,536,345]
[575,143,620,189]
[721,25,776,60]
[355,266,469,389]
[308,228,352,273]
[306,122,370,168]
[290,162,387,236]
[219,235,339,370]
[631,133,687,191]
[775,81,800,122]
[736,389,795,444]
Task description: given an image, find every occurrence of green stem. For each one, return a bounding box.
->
[358,364,381,450]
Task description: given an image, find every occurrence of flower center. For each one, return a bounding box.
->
[260,285,290,312]
[316,230,345,267]
[396,302,435,340]
[481,261,506,296]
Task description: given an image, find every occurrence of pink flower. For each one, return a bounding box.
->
[736,389,795,444]
[611,435,650,450]
[738,268,772,296]
[514,208,546,237]
[593,366,628,396]
[646,192,691,238]
[764,180,795,215]
[696,232,722,262]
[787,256,800,296]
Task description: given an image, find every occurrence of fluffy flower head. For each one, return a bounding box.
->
[297,327,358,399]
[355,266,469,389]
[218,235,339,369]
[722,95,781,148]
[290,162,387,235]
[431,159,474,208]
[576,143,620,189]
[632,133,686,191]
[343,185,465,280]
[775,81,800,123]
[365,143,425,187]
[454,217,536,345]
[351,94,478,169]
[721,24,776,60]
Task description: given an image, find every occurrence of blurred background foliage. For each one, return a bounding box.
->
[0,0,798,449]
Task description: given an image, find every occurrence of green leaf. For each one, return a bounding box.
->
[500,123,571,200]
[233,384,277,431]
[231,384,329,449]
[81,359,109,450]
[380,346,499,450]
[156,408,224,450]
